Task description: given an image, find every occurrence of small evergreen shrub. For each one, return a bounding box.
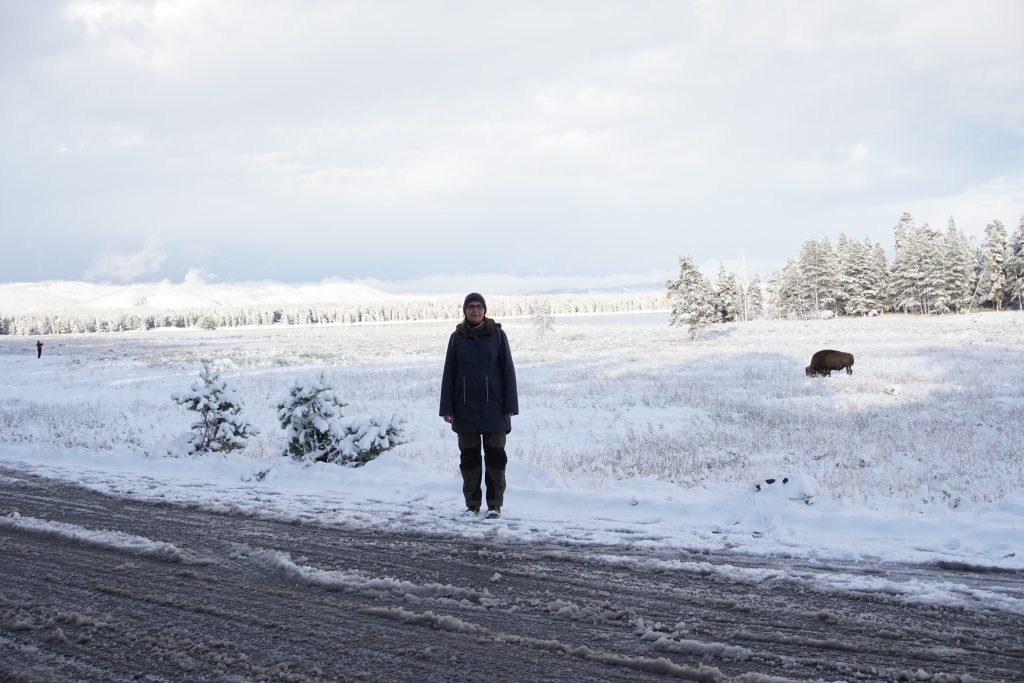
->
[172,362,257,455]
[277,374,404,466]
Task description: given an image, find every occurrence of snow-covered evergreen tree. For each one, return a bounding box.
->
[666,255,717,339]
[714,263,740,322]
[868,241,890,312]
[834,234,855,315]
[277,374,404,466]
[746,274,764,319]
[1008,216,1024,311]
[889,212,957,313]
[767,258,810,319]
[891,212,925,313]
[917,222,948,313]
[798,239,840,315]
[977,219,1009,310]
[172,362,257,455]
[838,233,877,315]
[943,217,976,313]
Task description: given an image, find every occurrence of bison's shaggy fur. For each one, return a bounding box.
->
[805,349,854,377]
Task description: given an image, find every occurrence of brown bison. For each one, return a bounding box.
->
[805,349,854,377]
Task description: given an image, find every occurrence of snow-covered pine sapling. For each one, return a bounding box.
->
[277,374,405,466]
[334,412,406,467]
[277,375,348,463]
[530,301,554,339]
[172,362,258,455]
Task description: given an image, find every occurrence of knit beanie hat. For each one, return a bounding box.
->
[463,292,486,313]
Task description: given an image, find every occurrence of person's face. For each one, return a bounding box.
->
[465,302,485,323]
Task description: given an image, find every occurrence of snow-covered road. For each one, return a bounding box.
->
[2,467,1022,682]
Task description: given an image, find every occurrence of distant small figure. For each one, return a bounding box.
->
[36,340,43,359]
[805,349,854,377]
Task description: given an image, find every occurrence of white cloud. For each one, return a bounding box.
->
[533,128,610,152]
[535,85,642,119]
[83,237,167,283]
[897,175,1024,236]
[64,0,149,37]
[64,0,204,66]
[183,267,214,286]
[2,1,1022,284]
[108,125,145,148]
[842,143,870,162]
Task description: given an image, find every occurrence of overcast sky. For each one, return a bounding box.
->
[2,1,1022,293]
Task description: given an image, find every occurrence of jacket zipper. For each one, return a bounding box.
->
[462,377,466,405]
[486,376,489,402]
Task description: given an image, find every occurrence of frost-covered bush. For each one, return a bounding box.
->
[172,362,257,455]
[277,374,404,467]
[531,302,554,338]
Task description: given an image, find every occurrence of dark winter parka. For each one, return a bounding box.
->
[439,318,518,434]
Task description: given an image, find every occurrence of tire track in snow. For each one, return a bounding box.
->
[0,512,190,563]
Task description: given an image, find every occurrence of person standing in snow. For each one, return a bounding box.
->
[439,293,518,519]
[36,340,43,358]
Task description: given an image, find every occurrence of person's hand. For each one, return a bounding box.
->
[442,415,454,424]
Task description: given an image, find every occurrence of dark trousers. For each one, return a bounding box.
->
[458,432,507,508]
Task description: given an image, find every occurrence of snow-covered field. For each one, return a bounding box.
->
[1,311,1022,572]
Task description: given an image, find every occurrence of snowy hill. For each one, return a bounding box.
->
[0,276,394,315]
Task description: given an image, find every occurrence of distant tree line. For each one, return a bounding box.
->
[0,292,667,336]
[668,212,1024,336]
